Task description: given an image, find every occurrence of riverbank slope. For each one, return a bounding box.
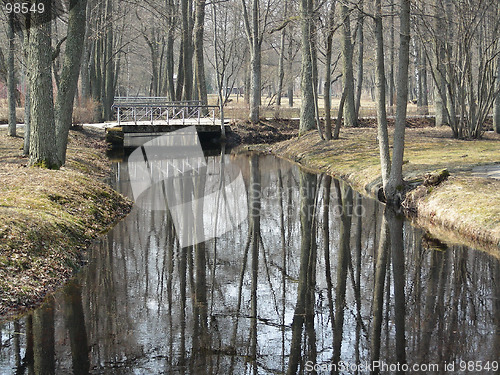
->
[232,121,500,255]
[0,128,132,320]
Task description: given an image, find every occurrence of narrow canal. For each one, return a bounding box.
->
[1,132,499,374]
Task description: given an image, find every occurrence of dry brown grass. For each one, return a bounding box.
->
[0,128,132,320]
[72,98,100,125]
[209,93,426,121]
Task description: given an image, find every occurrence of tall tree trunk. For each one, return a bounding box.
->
[7,13,16,137]
[162,0,177,100]
[249,46,261,123]
[299,0,315,134]
[287,36,294,107]
[55,0,88,165]
[193,0,208,106]
[333,87,346,139]
[102,0,114,121]
[165,29,176,100]
[91,18,103,121]
[433,0,447,126]
[181,0,193,101]
[389,3,395,109]
[354,0,364,120]
[494,57,500,134]
[243,56,250,104]
[241,0,262,122]
[23,83,31,155]
[28,6,58,168]
[374,0,391,191]
[145,30,160,96]
[324,0,336,140]
[276,0,288,107]
[385,0,411,204]
[212,1,226,138]
[309,3,323,139]
[324,36,333,140]
[421,43,429,110]
[340,4,356,127]
[23,28,30,156]
[80,5,91,101]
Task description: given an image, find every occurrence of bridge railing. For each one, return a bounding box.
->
[114,97,203,106]
[112,101,220,126]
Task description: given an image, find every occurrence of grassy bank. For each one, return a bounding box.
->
[234,123,500,256]
[0,128,132,320]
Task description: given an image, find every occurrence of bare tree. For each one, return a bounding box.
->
[373,0,390,190]
[276,0,288,107]
[340,3,356,128]
[495,56,500,133]
[323,0,337,140]
[299,0,316,134]
[55,0,89,164]
[377,0,411,203]
[193,0,208,106]
[354,0,364,120]
[7,13,17,137]
[241,0,275,122]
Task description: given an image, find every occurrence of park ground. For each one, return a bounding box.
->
[0,110,499,319]
[0,128,132,321]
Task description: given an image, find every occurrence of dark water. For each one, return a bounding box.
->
[1,151,499,374]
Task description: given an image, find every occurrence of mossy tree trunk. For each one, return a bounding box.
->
[28,7,59,169]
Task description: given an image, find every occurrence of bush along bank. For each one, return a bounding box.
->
[0,128,132,320]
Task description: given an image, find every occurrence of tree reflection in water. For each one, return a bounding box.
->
[0,154,498,374]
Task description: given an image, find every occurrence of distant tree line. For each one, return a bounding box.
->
[0,0,498,199]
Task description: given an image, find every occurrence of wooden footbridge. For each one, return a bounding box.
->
[107,97,230,144]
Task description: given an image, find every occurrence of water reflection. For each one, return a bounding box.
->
[0,153,499,374]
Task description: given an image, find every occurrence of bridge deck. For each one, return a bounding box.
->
[109,119,230,133]
[109,99,228,139]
